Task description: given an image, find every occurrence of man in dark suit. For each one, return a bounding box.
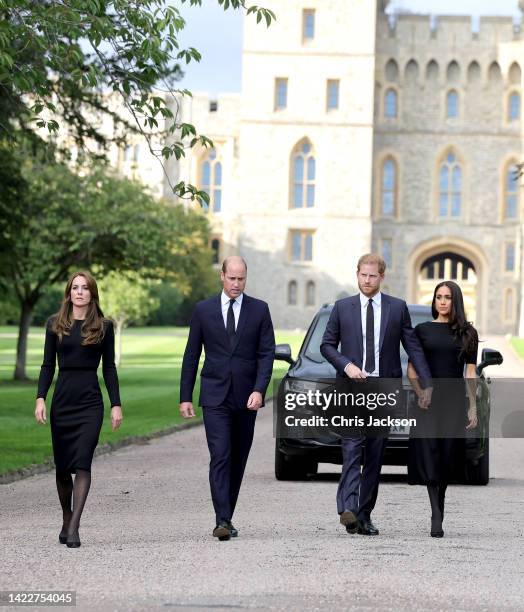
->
[320,253,431,536]
[180,256,275,541]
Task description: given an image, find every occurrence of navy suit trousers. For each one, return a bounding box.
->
[337,436,386,522]
[203,386,257,523]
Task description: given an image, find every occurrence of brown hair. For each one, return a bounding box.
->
[51,271,106,345]
[357,253,386,275]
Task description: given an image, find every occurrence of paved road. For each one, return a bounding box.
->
[2,393,524,611]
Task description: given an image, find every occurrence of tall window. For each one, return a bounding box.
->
[446,90,459,118]
[326,79,339,110]
[291,141,315,208]
[508,92,521,121]
[505,242,516,272]
[384,89,397,118]
[290,230,314,262]
[211,238,220,265]
[303,9,315,40]
[380,238,393,269]
[381,158,397,217]
[439,152,461,217]
[201,149,222,213]
[504,164,519,220]
[288,281,297,305]
[275,78,288,110]
[305,281,316,306]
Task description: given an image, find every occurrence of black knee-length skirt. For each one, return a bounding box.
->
[50,369,104,473]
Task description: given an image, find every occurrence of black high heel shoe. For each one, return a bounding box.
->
[430,515,444,538]
[66,529,81,548]
[59,529,68,544]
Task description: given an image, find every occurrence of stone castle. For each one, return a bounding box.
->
[119,0,524,333]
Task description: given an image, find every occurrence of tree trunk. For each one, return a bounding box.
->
[115,319,125,367]
[14,300,34,381]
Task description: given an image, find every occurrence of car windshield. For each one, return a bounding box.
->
[303,309,433,363]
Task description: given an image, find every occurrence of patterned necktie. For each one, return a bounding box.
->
[365,298,375,374]
[226,298,236,346]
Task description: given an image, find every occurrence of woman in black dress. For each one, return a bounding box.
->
[407,281,478,538]
[35,271,122,548]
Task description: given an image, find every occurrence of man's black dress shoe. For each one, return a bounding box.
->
[226,520,238,537]
[339,510,358,534]
[213,521,231,541]
[357,520,379,536]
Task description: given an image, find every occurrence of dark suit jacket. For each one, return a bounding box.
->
[180,293,275,408]
[320,293,431,380]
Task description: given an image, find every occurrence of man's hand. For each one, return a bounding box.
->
[344,363,367,380]
[418,386,433,410]
[247,391,263,411]
[180,401,195,418]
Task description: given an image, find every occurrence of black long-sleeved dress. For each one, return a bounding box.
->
[408,321,478,485]
[37,318,121,474]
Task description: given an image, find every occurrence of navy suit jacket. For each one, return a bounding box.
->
[180,293,275,408]
[320,293,431,380]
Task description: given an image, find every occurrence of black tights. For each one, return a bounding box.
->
[56,469,91,535]
[427,483,447,531]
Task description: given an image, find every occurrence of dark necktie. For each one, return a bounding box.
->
[226,298,236,346]
[365,298,375,374]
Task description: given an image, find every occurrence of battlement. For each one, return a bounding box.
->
[379,13,522,45]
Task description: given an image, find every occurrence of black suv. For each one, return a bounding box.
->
[274,304,503,485]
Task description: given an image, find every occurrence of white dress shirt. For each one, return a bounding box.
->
[360,291,381,377]
[221,291,243,330]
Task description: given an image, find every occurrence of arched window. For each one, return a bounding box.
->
[467,61,481,84]
[446,90,459,118]
[439,152,461,217]
[488,61,502,83]
[405,59,419,84]
[288,281,297,305]
[291,140,315,208]
[305,281,315,307]
[385,59,399,83]
[426,60,439,82]
[509,62,521,85]
[201,149,222,212]
[505,242,516,272]
[211,238,220,265]
[381,158,397,217]
[508,92,521,121]
[384,89,398,118]
[503,163,519,220]
[446,60,460,83]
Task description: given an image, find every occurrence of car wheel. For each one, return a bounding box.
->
[274,441,318,480]
[464,439,489,485]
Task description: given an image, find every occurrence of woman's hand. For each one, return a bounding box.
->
[466,405,478,430]
[35,398,47,424]
[111,405,123,431]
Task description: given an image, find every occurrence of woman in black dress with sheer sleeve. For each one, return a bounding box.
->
[407,281,478,538]
[35,271,123,548]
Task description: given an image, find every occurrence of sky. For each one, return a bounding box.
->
[175,0,522,96]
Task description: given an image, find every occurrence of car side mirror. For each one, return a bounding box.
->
[477,348,503,375]
[275,343,294,365]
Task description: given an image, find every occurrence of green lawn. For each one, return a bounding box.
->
[0,326,304,475]
[510,337,524,359]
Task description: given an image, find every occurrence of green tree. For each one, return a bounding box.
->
[97,271,159,365]
[0,0,274,204]
[0,140,213,380]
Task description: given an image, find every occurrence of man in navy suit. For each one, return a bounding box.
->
[180,256,275,540]
[320,253,431,536]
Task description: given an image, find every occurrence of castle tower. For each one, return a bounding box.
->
[237,0,378,327]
